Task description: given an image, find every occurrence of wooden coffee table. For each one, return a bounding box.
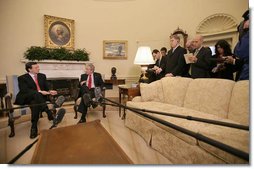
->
[31,120,133,164]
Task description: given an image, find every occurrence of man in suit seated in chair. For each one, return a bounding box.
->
[15,62,58,139]
[77,63,104,124]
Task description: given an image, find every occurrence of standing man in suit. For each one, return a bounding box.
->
[15,62,57,139]
[188,35,212,78]
[77,63,104,123]
[165,35,187,77]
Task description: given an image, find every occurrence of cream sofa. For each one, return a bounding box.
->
[124,77,249,164]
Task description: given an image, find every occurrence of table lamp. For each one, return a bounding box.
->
[134,46,155,82]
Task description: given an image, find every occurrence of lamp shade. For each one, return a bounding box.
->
[134,46,155,65]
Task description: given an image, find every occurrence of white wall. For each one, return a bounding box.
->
[0,0,249,83]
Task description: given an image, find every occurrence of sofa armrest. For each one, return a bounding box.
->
[132,96,142,102]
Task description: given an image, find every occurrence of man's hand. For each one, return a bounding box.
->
[165,73,174,77]
[49,90,57,95]
[80,81,86,86]
[152,66,159,71]
[155,68,162,74]
[189,55,197,63]
[39,91,50,95]
[225,56,235,65]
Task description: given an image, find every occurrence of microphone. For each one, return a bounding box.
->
[54,95,65,108]
[50,108,66,129]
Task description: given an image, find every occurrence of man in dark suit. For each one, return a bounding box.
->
[160,47,167,57]
[165,35,187,77]
[188,35,212,78]
[15,62,57,139]
[152,49,167,80]
[77,63,104,123]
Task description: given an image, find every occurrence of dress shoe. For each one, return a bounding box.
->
[77,118,86,124]
[91,101,98,109]
[30,127,38,139]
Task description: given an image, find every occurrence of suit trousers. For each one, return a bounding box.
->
[77,85,95,120]
[23,91,49,127]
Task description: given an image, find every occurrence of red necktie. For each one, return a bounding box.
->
[34,75,41,91]
[88,74,92,89]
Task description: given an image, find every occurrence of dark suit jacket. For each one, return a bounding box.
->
[165,46,187,76]
[190,47,212,78]
[154,56,167,80]
[15,73,49,105]
[78,72,104,97]
[210,54,235,80]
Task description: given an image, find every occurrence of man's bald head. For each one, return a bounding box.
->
[192,35,204,49]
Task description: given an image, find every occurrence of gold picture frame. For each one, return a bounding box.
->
[103,40,128,59]
[44,15,75,50]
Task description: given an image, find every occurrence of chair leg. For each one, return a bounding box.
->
[8,117,15,137]
[5,94,15,137]
[74,105,78,119]
[102,105,106,118]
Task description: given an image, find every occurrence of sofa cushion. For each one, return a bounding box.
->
[131,96,142,102]
[151,108,237,146]
[198,125,249,164]
[126,101,232,146]
[124,110,155,146]
[140,80,164,102]
[228,80,249,125]
[184,78,235,118]
[151,124,225,164]
[161,77,193,107]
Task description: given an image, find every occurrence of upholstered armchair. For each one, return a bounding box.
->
[4,75,55,137]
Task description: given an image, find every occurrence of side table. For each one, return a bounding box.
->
[118,84,140,119]
[105,79,125,85]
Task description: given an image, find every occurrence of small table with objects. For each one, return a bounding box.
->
[118,84,140,119]
[104,79,126,86]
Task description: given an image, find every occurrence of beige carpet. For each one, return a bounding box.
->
[0,97,171,164]
[32,120,132,164]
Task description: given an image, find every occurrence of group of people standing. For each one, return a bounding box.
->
[147,10,249,83]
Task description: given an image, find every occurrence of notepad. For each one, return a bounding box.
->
[184,53,195,64]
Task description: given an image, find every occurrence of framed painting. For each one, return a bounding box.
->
[103,40,128,59]
[44,15,75,50]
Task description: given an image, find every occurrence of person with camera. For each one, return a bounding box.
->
[210,40,235,80]
[225,10,249,81]
[77,63,104,123]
